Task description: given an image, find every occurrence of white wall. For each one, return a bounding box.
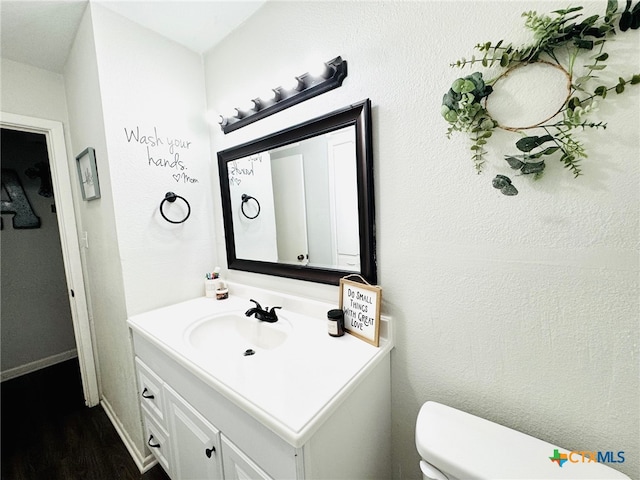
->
[204,1,639,478]
[0,59,71,122]
[90,3,217,317]
[64,0,137,451]
[64,2,217,466]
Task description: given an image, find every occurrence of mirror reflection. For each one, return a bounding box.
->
[228,125,360,271]
[218,100,376,285]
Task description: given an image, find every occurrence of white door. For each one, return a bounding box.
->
[327,128,360,271]
[0,112,99,406]
[270,154,309,265]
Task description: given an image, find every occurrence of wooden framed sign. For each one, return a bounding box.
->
[339,277,382,347]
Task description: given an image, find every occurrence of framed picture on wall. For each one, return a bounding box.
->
[75,147,100,201]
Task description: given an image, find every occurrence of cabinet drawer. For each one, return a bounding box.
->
[136,357,166,425]
[142,408,172,475]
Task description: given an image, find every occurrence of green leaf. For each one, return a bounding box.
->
[451,78,465,93]
[631,74,640,85]
[606,0,619,18]
[541,146,560,155]
[500,53,509,67]
[515,135,554,152]
[616,83,625,94]
[505,156,524,169]
[521,161,546,174]
[618,77,627,86]
[568,97,582,110]
[492,174,512,189]
[584,64,607,70]
[553,6,583,14]
[632,2,640,29]
[594,85,608,98]
[580,14,600,27]
[620,11,632,31]
[594,53,609,61]
[501,184,518,196]
[574,39,594,50]
[575,76,593,85]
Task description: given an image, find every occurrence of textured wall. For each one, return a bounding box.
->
[64,2,138,451]
[64,3,218,463]
[90,4,216,317]
[204,1,639,478]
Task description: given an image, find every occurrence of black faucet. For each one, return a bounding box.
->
[245,299,281,323]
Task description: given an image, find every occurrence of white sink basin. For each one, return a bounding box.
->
[185,312,292,354]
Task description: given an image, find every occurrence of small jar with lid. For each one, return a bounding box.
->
[327,309,345,337]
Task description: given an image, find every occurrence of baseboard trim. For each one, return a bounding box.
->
[1,349,78,382]
[100,397,158,473]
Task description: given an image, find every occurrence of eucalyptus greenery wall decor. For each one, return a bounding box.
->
[442,1,640,196]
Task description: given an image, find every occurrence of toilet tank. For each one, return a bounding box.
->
[416,401,630,480]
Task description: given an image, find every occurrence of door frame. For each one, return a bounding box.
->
[1,111,100,406]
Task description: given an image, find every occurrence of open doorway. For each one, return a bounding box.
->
[1,112,99,407]
[1,128,79,380]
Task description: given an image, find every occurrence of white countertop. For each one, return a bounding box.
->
[127,283,393,447]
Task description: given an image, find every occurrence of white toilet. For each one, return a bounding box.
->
[416,401,630,480]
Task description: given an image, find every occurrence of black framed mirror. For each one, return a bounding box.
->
[218,99,376,285]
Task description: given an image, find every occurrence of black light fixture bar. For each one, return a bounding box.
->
[219,56,348,134]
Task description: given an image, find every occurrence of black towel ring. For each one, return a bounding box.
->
[241,194,261,219]
[160,192,191,224]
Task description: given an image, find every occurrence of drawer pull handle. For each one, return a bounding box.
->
[205,446,216,458]
[142,388,155,400]
[148,435,160,449]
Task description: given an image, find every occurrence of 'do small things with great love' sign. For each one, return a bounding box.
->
[339,276,382,347]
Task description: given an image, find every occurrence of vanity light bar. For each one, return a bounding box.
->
[218,56,348,134]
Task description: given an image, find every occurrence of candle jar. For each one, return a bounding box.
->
[327,309,345,337]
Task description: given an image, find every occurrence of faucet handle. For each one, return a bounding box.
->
[268,306,282,314]
[249,299,263,310]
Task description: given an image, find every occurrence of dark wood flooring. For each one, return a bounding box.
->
[1,358,170,480]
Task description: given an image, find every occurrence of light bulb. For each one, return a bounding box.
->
[283,76,304,92]
[240,100,256,112]
[260,89,278,102]
[309,62,329,78]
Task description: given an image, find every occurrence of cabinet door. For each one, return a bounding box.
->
[165,386,223,480]
[221,435,273,480]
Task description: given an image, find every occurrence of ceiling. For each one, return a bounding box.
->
[0,0,266,73]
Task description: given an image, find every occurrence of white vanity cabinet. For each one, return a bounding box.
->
[132,333,391,480]
[129,292,393,480]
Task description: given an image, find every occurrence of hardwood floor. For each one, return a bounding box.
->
[1,358,170,480]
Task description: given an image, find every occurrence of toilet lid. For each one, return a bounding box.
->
[420,460,449,480]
